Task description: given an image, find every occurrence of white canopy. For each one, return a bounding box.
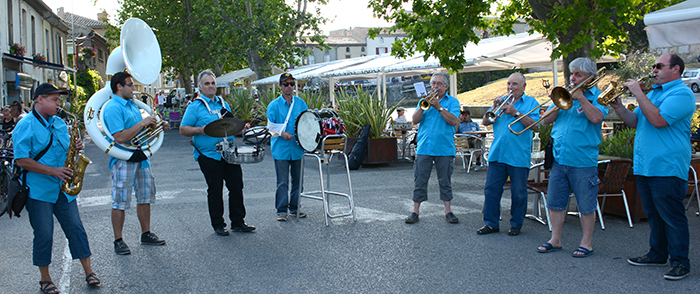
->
[216,68,257,87]
[250,63,330,86]
[644,0,700,49]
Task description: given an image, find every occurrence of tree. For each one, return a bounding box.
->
[370,0,682,84]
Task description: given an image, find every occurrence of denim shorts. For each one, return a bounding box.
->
[546,160,599,215]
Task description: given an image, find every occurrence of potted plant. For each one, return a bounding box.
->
[336,87,399,164]
[32,53,46,62]
[10,43,25,57]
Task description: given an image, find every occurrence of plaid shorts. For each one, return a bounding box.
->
[111,160,156,210]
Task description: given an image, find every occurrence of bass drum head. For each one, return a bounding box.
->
[295,110,322,153]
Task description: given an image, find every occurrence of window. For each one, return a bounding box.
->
[7,1,13,43]
[56,35,63,65]
[31,16,36,55]
[346,47,350,53]
[46,29,50,62]
[361,47,365,52]
[345,55,351,59]
[21,10,27,45]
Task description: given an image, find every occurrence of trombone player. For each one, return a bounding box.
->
[536,57,607,258]
[477,73,540,236]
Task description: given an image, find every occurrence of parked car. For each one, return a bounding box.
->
[167,88,188,104]
[682,69,700,93]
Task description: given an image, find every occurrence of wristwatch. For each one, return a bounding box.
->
[514,111,521,118]
[438,107,445,112]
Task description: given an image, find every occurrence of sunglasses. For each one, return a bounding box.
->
[124,83,134,87]
[651,63,670,70]
[281,82,295,87]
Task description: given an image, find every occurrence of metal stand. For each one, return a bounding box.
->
[299,135,357,226]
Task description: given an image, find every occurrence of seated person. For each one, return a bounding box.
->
[395,107,408,123]
[456,109,481,164]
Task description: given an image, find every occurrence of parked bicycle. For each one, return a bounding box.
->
[0,130,13,217]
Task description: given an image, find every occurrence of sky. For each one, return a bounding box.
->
[42,0,393,34]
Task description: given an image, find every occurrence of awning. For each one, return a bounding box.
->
[644,0,700,49]
[2,53,77,73]
[250,63,326,86]
[216,68,257,87]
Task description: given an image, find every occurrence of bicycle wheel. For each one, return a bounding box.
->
[0,166,9,217]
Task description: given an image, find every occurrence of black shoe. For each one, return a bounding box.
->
[214,227,230,236]
[445,212,459,223]
[476,225,499,235]
[507,227,521,236]
[114,239,131,255]
[230,223,256,232]
[141,232,166,245]
[405,212,419,224]
[664,262,690,280]
[627,255,667,267]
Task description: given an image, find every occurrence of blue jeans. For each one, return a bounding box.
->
[26,193,91,267]
[275,159,302,214]
[637,176,690,269]
[483,161,529,229]
[546,160,599,215]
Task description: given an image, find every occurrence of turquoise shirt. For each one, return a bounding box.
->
[549,86,608,167]
[267,96,308,160]
[415,94,460,156]
[103,95,151,169]
[488,94,540,168]
[181,95,235,161]
[633,78,695,180]
[13,111,74,203]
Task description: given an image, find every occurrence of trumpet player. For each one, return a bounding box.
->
[536,57,607,258]
[405,72,460,224]
[610,53,694,280]
[477,73,540,236]
[103,72,169,255]
[14,83,100,292]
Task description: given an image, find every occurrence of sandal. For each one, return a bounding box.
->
[536,242,562,253]
[86,272,101,287]
[39,281,59,294]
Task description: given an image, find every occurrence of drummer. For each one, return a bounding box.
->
[266,73,309,221]
[179,69,255,236]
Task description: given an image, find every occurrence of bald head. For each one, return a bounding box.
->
[507,73,527,100]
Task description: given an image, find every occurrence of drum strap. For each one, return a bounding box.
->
[267,98,295,134]
[195,97,223,119]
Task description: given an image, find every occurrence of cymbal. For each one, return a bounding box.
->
[204,117,246,137]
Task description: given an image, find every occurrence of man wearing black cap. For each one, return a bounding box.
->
[267,73,309,221]
[14,83,100,292]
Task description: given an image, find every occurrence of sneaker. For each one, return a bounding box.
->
[289,211,307,218]
[627,255,667,267]
[230,223,256,232]
[141,232,166,246]
[445,212,459,223]
[277,214,289,221]
[664,262,690,280]
[114,239,131,255]
[405,212,419,224]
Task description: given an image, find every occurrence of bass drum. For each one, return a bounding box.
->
[294,109,342,153]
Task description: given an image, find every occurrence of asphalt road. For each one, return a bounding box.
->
[1,129,699,293]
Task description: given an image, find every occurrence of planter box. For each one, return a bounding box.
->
[346,137,397,165]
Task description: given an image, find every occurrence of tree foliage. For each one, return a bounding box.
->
[370,0,682,83]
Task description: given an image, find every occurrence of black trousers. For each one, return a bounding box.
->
[197,155,245,229]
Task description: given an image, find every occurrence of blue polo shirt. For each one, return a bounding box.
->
[267,96,309,160]
[415,94,460,156]
[181,95,235,161]
[103,94,151,169]
[634,79,695,180]
[457,120,480,133]
[488,94,540,168]
[549,86,608,167]
[13,111,74,203]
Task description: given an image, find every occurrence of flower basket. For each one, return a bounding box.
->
[32,53,46,62]
[10,43,26,57]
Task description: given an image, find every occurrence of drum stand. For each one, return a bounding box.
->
[299,134,357,226]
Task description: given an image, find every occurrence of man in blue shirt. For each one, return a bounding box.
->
[267,73,309,221]
[478,73,540,236]
[104,72,169,255]
[14,83,100,292]
[405,72,461,224]
[611,54,694,280]
[180,69,255,236]
[536,58,607,258]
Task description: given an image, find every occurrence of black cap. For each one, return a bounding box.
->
[34,83,68,99]
[279,72,295,83]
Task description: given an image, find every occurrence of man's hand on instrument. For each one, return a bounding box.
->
[76,138,84,151]
[141,116,158,127]
[609,96,623,109]
[281,131,294,140]
[502,102,515,116]
[623,79,643,97]
[161,120,170,131]
[242,122,251,133]
[429,94,441,108]
[571,88,586,102]
[53,166,73,183]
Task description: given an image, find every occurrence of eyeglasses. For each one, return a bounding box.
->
[202,81,215,86]
[652,63,669,70]
[430,81,444,86]
[282,82,295,87]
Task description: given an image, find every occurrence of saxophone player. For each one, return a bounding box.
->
[13,83,100,293]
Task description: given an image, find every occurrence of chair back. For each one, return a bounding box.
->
[169,111,181,121]
[321,134,346,153]
[454,135,469,149]
[688,158,700,182]
[598,158,632,194]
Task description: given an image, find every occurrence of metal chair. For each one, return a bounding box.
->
[168,110,181,129]
[526,162,551,231]
[299,134,357,226]
[454,135,482,173]
[685,158,700,216]
[596,158,634,228]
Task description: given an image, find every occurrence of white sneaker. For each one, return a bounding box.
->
[289,211,307,218]
[276,214,288,221]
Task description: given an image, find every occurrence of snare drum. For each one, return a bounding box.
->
[220,145,265,164]
[295,109,345,153]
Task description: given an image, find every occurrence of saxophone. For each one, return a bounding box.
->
[59,108,92,196]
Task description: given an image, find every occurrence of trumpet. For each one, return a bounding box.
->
[509,67,606,135]
[484,91,513,124]
[598,74,655,106]
[419,90,439,110]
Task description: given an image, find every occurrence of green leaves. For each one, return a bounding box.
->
[599,127,635,159]
[336,87,401,139]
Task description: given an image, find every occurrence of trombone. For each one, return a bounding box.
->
[508,67,606,135]
[484,91,513,124]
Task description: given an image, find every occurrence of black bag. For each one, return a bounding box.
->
[348,124,371,170]
[127,149,148,162]
[6,131,53,218]
[544,137,554,170]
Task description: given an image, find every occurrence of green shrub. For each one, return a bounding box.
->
[336,86,402,139]
[223,89,256,122]
[535,123,552,151]
[598,128,635,159]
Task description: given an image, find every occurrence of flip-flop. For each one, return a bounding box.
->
[536,242,562,253]
[572,246,594,258]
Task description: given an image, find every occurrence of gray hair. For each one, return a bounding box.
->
[431,72,449,88]
[569,57,598,78]
[198,69,216,86]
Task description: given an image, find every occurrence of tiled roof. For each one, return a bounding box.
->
[60,12,106,29]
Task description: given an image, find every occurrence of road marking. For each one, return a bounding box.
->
[76,189,202,207]
[59,240,72,294]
